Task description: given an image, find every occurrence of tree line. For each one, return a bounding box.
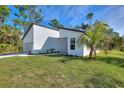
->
[0,5,64,54]
[77,13,124,58]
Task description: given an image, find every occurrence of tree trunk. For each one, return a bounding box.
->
[89,46,94,59]
[93,49,96,58]
[90,19,92,28]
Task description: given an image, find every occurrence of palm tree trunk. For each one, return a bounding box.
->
[93,49,96,58]
[89,46,94,59]
[89,18,92,28]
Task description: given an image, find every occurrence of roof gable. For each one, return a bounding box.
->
[22,23,33,40]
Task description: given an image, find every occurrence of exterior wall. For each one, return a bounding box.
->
[60,29,84,56]
[23,26,33,52]
[23,24,91,56]
[32,25,60,54]
[39,37,60,53]
[59,37,68,54]
[83,45,90,56]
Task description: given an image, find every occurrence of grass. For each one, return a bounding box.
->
[0,50,124,88]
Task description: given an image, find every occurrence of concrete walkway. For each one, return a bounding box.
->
[0,53,30,58]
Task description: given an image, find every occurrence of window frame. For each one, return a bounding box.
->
[70,38,75,50]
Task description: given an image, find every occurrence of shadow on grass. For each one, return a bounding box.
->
[45,54,85,63]
[44,54,96,64]
[97,56,124,67]
[45,53,124,67]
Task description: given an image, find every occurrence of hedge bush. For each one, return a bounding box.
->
[0,43,21,54]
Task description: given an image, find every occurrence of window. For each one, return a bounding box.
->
[70,38,75,50]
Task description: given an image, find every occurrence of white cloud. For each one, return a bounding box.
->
[40,5,124,36]
[95,6,124,36]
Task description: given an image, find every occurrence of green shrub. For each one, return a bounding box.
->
[0,43,21,54]
[120,46,124,51]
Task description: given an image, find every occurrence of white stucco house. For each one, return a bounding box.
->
[22,23,90,56]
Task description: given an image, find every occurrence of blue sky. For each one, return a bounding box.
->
[8,5,124,36]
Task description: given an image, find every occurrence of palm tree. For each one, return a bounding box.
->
[49,19,64,30]
[81,23,89,31]
[86,12,93,27]
[78,21,112,59]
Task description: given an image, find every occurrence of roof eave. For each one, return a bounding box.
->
[59,27,85,34]
[22,23,34,40]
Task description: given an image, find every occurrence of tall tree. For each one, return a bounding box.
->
[49,19,64,30]
[79,12,119,58]
[13,5,43,31]
[0,6,23,53]
[13,19,21,28]
[78,21,113,58]
[104,28,122,50]
[81,23,89,31]
[0,25,22,53]
[86,12,93,27]
[0,6,10,24]
[0,25,22,44]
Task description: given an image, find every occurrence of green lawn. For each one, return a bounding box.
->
[0,50,124,88]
